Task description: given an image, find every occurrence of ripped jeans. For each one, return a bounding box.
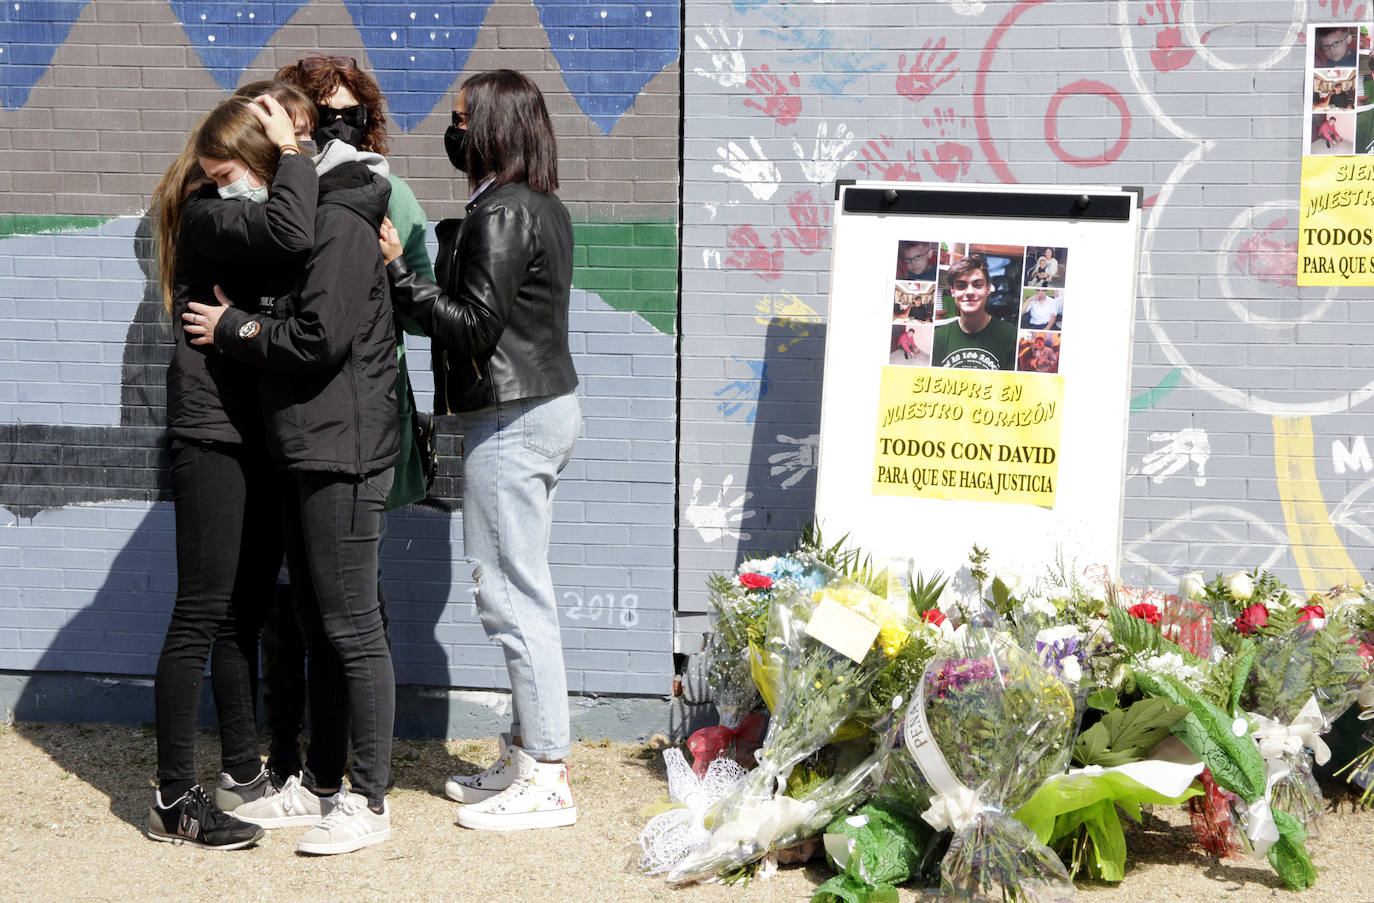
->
[457,391,580,761]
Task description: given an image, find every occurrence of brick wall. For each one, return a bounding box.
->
[0,0,680,702]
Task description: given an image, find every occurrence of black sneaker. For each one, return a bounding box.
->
[147,785,264,850]
[215,766,278,812]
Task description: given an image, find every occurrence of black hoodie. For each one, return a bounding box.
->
[215,161,399,476]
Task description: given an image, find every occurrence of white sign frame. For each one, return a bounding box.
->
[814,181,1143,580]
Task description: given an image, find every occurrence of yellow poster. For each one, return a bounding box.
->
[872,367,1064,506]
[1297,155,1374,286]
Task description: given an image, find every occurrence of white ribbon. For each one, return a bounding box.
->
[920,783,987,833]
[706,793,817,849]
[1357,679,1374,721]
[1251,696,1331,766]
[1052,756,1204,799]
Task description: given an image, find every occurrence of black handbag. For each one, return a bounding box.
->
[406,376,438,490]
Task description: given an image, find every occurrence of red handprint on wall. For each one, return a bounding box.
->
[855,137,922,182]
[920,107,973,181]
[1318,0,1367,18]
[778,190,829,256]
[744,65,803,126]
[896,38,958,102]
[1137,0,1196,72]
[725,225,784,281]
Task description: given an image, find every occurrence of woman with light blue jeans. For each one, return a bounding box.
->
[380,69,580,830]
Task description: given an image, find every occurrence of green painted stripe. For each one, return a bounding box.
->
[1130,367,1182,412]
[572,218,677,335]
[0,214,115,239]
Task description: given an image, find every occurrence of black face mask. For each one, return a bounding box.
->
[444,125,468,172]
[314,118,366,149]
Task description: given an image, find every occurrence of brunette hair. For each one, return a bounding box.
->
[275,59,389,154]
[150,97,281,316]
[234,79,318,134]
[460,69,559,194]
[947,253,990,284]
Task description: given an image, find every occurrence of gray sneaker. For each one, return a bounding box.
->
[214,766,277,812]
[297,792,391,855]
[234,773,333,828]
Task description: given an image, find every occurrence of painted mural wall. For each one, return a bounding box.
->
[0,0,680,708]
[676,0,1373,641]
[2,0,1372,721]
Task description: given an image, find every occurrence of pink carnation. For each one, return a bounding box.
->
[738,573,773,590]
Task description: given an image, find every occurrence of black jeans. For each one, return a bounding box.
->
[260,579,307,779]
[284,468,395,806]
[155,442,282,789]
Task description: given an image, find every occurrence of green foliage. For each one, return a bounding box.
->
[1107,607,1201,665]
[813,800,934,903]
[1267,808,1319,890]
[1072,697,1190,768]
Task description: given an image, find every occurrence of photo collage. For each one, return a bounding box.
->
[1308,24,1370,155]
[888,239,1066,374]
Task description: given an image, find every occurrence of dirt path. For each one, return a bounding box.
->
[1,721,1370,903]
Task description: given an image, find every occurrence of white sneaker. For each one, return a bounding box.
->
[234,774,333,828]
[455,747,577,831]
[297,792,391,855]
[445,733,519,803]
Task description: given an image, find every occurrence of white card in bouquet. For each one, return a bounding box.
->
[804,596,880,662]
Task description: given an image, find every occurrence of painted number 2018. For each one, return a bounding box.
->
[564,591,640,627]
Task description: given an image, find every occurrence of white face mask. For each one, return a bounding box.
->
[217,173,269,204]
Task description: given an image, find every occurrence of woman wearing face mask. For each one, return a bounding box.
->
[379,69,580,831]
[184,96,401,855]
[276,55,433,511]
[147,91,313,849]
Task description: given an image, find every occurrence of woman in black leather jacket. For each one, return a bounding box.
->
[380,69,581,831]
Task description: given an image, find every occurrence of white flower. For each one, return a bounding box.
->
[1036,624,1081,644]
[1060,656,1082,684]
[994,567,1023,593]
[1225,572,1254,601]
[1178,571,1207,601]
[1142,651,1203,686]
[1023,595,1058,618]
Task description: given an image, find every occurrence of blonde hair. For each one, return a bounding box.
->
[150,97,280,316]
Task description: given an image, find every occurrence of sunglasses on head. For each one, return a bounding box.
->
[316,103,368,128]
[299,55,357,71]
[450,110,470,128]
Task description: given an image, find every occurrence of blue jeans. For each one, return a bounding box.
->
[458,391,580,761]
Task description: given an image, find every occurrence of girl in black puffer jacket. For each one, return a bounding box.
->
[185,137,399,857]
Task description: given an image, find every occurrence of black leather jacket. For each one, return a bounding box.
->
[385,180,578,413]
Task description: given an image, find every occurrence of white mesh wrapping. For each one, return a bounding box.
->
[638,749,748,874]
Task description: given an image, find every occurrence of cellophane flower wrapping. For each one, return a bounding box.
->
[666,561,913,885]
[909,626,1077,903]
[1242,610,1372,830]
[704,563,774,730]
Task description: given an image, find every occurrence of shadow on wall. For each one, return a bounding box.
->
[735,317,828,562]
[6,215,459,822]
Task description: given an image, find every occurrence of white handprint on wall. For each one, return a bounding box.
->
[792,121,859,184]
[1139,427,1210,486]
[769,433,819,490]
[692,25,747,88]
[713,137,782,201]
[685,474,754,543]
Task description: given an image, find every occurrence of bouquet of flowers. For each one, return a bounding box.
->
[666,561,915,885]
[904,624,1077,903]
[1241,593,1372,830]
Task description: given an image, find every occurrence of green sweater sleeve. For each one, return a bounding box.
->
[386,173,434,337]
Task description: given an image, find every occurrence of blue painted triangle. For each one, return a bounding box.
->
[0,0,90,109]
[341,0,492,132]
[531,0,678,134]
[166,1,309,91]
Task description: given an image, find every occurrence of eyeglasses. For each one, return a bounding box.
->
[299,56,357,71]
[1321,37,1350,52]
[450,110,469,128]
[316,103,368,128]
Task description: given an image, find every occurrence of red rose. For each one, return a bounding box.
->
[1358,643,1374,661]
[1297,604,1326,625]
[738,573,773,590]
[1126,603,1161,626]
[1235,603,1269,635]
[923,608,947,626]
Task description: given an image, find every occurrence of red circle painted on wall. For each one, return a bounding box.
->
[1044,80,1132,168]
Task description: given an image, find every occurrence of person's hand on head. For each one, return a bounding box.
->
[250,94,300,151]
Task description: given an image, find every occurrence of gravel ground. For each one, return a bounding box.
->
[2,720,1372,903]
